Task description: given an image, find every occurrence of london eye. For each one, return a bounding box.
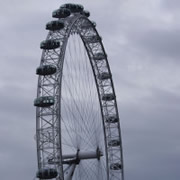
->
[34,3,124,180]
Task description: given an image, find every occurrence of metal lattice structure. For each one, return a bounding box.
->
[34,3,124,180]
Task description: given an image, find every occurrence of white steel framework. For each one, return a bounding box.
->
[35,4,124,180]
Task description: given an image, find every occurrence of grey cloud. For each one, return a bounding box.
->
[0,0,180,180]
[121,98,180,180]
[129,28,180,60]
[162,0,180,10]
[142,88,180,109]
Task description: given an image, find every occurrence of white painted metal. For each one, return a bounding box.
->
[63,151,103,160]
[36,4,124,180]
[64,164,76,180]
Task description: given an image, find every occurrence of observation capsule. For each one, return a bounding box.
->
[46,20,64,31]
[36,168,58,179]
[110,163,122,170]
[98,72,111,80]
[60,3,84,13]
[52,8,71,18]
[34,96,55,107]
[108,139,120,147]
[106,115,118,123]
[91,21,96,27]
[85,35,101,43]
[36,65,57,76]
[102,93,115,101]
[81,10,90,17]
[93,52,106,61]
[40,40,60,50]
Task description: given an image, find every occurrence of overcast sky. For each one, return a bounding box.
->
[0,0,180,179]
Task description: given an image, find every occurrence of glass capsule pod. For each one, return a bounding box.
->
[106,115,118,123]
[110,163,122,170]
[34,96,55,107]
[36,65,57,76]
[93,52,106,61]
[81,10,90,17]
[102,93,115,101]
[36,168,58,179]
[52,8,71,18]
[98,72,111,80]
[60,3,84,13]
[108,139,120,147]
[46,20,64,31]
[40,40,60,50]
[91,21,96,27]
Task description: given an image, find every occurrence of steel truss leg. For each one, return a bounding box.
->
[64,164,76,180]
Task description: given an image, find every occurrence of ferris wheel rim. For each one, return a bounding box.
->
[35,7,124,180]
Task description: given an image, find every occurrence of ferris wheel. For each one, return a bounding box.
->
[34,3,124,180]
